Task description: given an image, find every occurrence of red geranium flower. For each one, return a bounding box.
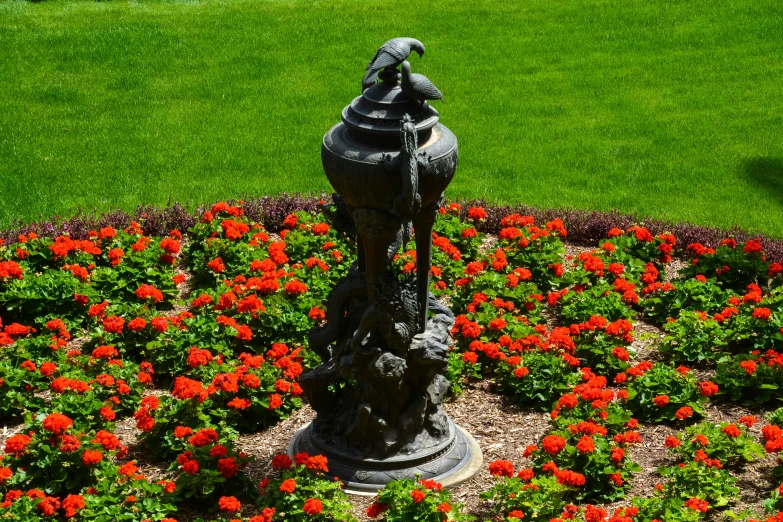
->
[653,395,669,407]
[542,435,567,455]
[218,457,238,478]
[366,502,388,518]
[684,497,709,513]
[410,489,426,503]
[207,257,225,273]
[468,207,487,221]
[62,494,86,517]
[556,470,585,487]
[303,497,324,515]
[269,393,283,410]
[136,284,164,302]
[576,436,596,454]
[488,459,514,477]
[37,497,61,516]
[272,453,292,469]
[279,478,296,493]
[42,413,73,435]
[218,496,241,513]
[753,307,772,321]
[698,381,719,397]
[82,450,103,466]
[675,407,693,420]
[189,428,219,447]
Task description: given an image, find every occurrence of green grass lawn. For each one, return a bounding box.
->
[0,0,781,235]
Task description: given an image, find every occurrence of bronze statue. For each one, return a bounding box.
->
[291,38,480,493]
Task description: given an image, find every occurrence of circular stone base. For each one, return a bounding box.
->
[287,420,483,495]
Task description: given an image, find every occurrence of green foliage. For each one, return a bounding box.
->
[680,242,770,291]
[0,464,177,521]
[449,272,543,322]
[44,355,148,431]
[445,349,481,396]
[184,206,271,282]
[89,263,178,310]
[168,427,255,502]
[641,278,731,325]
[768,407,783,428]
[764,485,783,514]
[495,351,581,410]
[256,455,356,522]
[659,310,728,362]
[3,411,124,494]
[622,363,705,422]
[77,465,178,521]
[551,399,633,439]
[433,211,484,264]
[715,351,783,405]
[0,268,96,325]
[0,359,45,420]
[657,460,739,509]
[104,312,235,379]
[666,421,764,465]
[529,430,640,503]
[600,228,672,268]
[134,393,220,459]
[371,476,474,521]
[495,217,567,291]
[559,285,634,323]
[630,494,706,522]
[480,474,571,521]
[570,325,633,377]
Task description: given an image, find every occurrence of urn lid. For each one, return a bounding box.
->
[342,72,439,145]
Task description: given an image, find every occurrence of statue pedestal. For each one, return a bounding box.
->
[288,419,483,494]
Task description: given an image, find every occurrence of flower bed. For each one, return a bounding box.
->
[1,198,783,520]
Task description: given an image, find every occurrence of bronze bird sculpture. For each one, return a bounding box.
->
[362,37,425,91]
[400,61,444,108]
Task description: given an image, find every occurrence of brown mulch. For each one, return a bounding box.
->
[611,421,678,509]
[439,381,552,521]
[563,243,594,264]
[628,321,667,364]
[478,236,498,257]
[663,259,687,283]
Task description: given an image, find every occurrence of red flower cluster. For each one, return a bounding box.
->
[488,459,515,477]
[542,435,567,455]
[293,452,329,473]
[42,413,73,435]
[136,284,164,302]
[0,260,23,280]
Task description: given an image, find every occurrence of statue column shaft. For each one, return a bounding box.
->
[353,208,400,303]
[412,203,438,333]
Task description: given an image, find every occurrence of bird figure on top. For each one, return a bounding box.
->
[362,37,425,91]
[401,60,444,109]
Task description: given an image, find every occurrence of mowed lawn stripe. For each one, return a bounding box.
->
[0,0,781,234]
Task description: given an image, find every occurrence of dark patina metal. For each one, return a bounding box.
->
[290,39,480,492]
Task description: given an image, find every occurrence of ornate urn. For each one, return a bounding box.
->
[289,39,481,492]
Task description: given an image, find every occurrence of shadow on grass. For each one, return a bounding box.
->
[742,157,783,207]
